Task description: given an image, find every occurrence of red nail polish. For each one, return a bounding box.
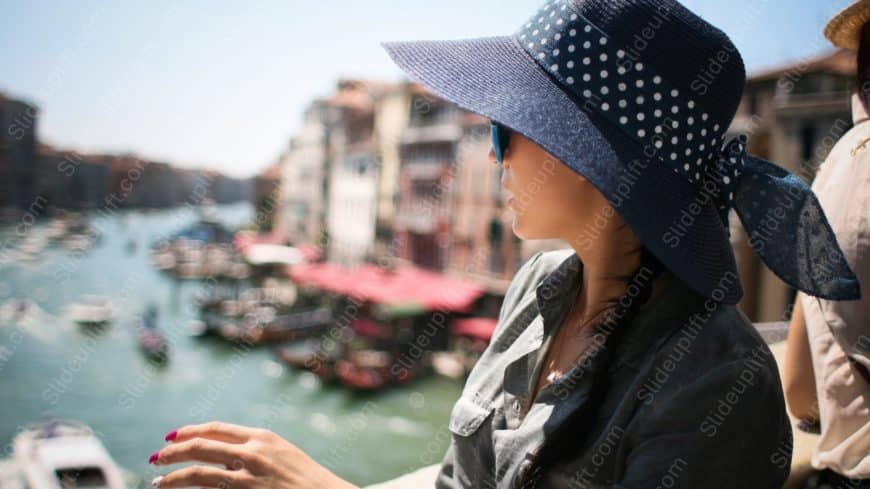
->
[164,430,177,442]
[148,451,160,464]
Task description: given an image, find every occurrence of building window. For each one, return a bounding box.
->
[748,92,758,117]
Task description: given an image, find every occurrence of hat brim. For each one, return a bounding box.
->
[825,0,870,50]
[381,35,742,304]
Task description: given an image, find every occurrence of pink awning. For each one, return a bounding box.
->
[450,317,499,341]
[287,263,485,313]
[351,318,392,340]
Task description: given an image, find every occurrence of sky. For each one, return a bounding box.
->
[0,0,855,178]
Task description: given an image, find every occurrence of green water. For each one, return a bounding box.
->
[0,203,460,487]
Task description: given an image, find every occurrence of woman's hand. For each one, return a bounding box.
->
[148,421,359,489]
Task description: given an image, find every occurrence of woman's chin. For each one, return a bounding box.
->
[510,216,532,240]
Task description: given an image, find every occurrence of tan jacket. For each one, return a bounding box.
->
[801,92,870,479]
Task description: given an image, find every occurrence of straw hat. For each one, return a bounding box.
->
[825,0,870,50]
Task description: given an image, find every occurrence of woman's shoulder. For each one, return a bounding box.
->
[813,121,870,190]
[648,301,783,392]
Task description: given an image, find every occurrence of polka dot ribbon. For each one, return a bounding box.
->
[514,0,745,228]
[513,0,861,302]
[712,134,748,228]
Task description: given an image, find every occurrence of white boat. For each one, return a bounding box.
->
[67,296,114,326]
[61,235,93,253]
[10,418,129,489]
[16,235,47,261]
[0,298,40,323]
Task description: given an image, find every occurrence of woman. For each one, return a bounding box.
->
[783,2,870,487]
[146,1,861,488]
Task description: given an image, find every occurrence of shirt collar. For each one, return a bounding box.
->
[533,250,707,367]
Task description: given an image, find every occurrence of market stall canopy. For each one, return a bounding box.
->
[288,263,485,313]
[450,317,499,342]
[351,317,393,340]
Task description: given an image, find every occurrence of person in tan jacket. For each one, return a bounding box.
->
[784,2,870,487]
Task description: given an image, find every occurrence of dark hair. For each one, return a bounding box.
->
[517,246,665,489]
[857,21,870,110]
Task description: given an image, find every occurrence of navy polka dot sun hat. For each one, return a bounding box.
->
[381,0,861,304]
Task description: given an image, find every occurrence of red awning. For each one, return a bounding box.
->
[351,318,392,340]
[296,244,322,262]
[287,263,485,313]
[450,317,499,341]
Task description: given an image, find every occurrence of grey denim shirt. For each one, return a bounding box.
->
[435,249,792,489]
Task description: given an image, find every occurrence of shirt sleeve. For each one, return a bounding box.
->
[614,354,793,489]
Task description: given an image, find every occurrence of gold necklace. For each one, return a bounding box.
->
[541,304,613,384]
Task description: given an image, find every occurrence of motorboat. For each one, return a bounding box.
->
[335,349,392,391]
[67,296,114,326]
[16,235,47,261]
[275,338,340,383]
[61,234,92,253]
[10,418,131,489]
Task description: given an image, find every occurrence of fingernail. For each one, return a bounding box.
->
[148,450,160,464]
[164,430,177,442]
[151,475,163,488]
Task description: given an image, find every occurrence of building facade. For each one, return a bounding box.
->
[0,94,39,215]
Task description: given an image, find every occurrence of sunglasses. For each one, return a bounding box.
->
[490,121,512,166]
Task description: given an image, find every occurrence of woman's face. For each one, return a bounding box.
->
[491,128,609,245]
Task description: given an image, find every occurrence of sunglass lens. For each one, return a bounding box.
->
[491,122,510,165]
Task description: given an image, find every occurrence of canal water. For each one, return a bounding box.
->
[0,203,461,487]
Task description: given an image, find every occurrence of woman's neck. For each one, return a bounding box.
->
[565,220,666,334]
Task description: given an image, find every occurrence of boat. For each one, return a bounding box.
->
[217,306,332,345]
[9,418,131,489]
[335,349,392,390]
[135,305,169,362]
[67,296,114,326]
[61,234,92,253]
[16,235,47,261]
[186,319,208,337]
[335,347,425,391]
[148,217,249,280]
[275,338,341,383]
[0,298,40,323]
[189,311,237,338]
[286,261,489,388]
[51,214,100,253]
